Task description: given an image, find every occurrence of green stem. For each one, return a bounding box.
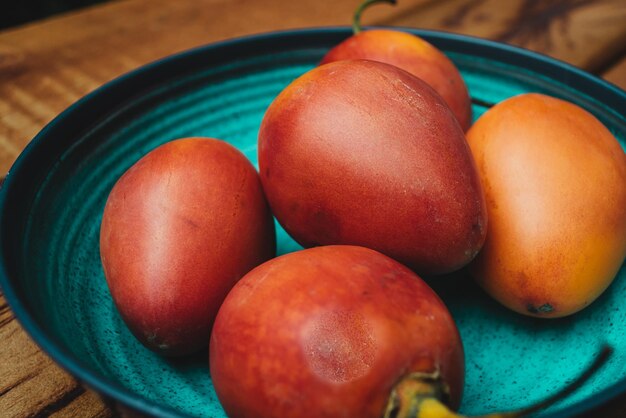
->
[384,370,451,418]
[352,0,397,34]
[385,345,612,418]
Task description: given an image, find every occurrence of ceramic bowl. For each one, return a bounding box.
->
[0,28,624,417]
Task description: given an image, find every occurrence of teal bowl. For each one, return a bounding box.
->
[0,28,625,417]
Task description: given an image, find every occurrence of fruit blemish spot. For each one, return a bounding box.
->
[301,309,375,383]
[527,303,554,314]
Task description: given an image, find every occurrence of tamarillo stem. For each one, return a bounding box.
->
[352,0,397,34]
[387,344,613,418]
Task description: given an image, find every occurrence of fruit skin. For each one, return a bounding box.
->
[258,59,487,275]
[466,93,626,317]
[100,137,275,356]
[209,245,464,418]
[320,29,472,131]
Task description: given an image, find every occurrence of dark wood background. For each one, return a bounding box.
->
[1,0,625,416]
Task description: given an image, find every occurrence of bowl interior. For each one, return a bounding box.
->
[1,29,625,417]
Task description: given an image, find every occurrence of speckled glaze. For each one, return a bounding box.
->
[0,28,624,418]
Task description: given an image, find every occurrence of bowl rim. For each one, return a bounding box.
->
[0,26,625,418]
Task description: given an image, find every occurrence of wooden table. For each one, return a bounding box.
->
[1,0,625,416]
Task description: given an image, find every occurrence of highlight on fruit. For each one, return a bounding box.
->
[258,60,487,276]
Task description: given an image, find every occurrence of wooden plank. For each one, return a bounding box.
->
[378,0,626,73]
[0,293,110,417]
[48,390,112,418]
[603,56,626,90]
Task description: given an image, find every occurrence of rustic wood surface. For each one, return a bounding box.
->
[0,0,625,417]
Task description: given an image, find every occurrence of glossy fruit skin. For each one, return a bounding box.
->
[258,59,487,275]
[210,245,464,418]
[467,93,626,317]
[100,137,275,356]
[321,29,472,131]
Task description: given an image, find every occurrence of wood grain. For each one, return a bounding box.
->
[377,0,626,72]
[0,0,624,417]
[604,56,626,89]
[0,292,109,417]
